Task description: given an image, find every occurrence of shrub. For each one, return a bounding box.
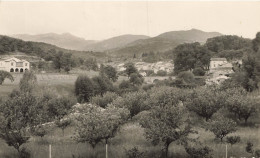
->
[125,147,146,158]
[226,136,241,146]
[156,70,167,76]
[184,144,213,158]
[193,67,205,76]
[91,92,119,108]
[75,75,95,103]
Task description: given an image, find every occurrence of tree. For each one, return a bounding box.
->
[61,53,73,73]
[100,65,118,82]
[140,103,194,157]
[226,136,240,146]
[185,86,227,121]
[31,125,48,138]
[73,103,129,156]
[112,91,149,118]
[124,62,138,78]
[92,75,113,96]
[0,93,39,157]
[207,113,237,142]
[226,94,258,124]
[252,32,260,52]
[75,75,95,103]
[91,92,119,108]
[0,70,14,85]
[193,67,205,76]
[55,118,72,136]
[129,73,144,86]
[84,58,98,71]
[52,51,64,71]
[176,71,195,86]
[19,71,37,93]
[174,43,210,74]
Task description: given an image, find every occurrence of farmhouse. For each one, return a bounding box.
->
[0,57,30,73]
[207,58,234,84]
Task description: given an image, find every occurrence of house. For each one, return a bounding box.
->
[208,58,234,84]
[210,58,228,69]
[0,57,30,73]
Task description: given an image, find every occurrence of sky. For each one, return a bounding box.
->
[0,1,260,40]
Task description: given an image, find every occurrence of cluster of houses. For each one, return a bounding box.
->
[116,61,174,77]
[0,57,30,73]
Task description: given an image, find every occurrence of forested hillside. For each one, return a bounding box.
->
[0,35,106,60]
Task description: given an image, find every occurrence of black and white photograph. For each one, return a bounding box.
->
[0,1,260,158]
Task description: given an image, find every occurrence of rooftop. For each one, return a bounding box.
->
[211,58,227,61]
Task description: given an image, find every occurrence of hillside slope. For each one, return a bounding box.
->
[110,29,222,57]
[83,34,150,51]
[12,33,95,51]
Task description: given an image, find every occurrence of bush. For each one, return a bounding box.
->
[193,67,205,76]
[156,70,167,76]
[226,136,241,146]
[184,144,213,158]
[91,92,119,108]
[125,147,146,158]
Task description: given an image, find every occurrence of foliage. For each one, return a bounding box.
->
[226,93,258,124]
[0,70,14,85]
[193,67,205,76]
[112,91,149,118]
[184,142,213,158]
[252,32,260,52]
[31,125,48,138]
[84,58,98,71]
[125,147,146,158]
[0,93,39,156]
[176,71,195,86]
[19,71,37,93]
[147,86,190,108]
[55,118,72,136]
[92,75,114,96]
[206,35,252,53]
[75,75,95,103]
[246,142,254,154]
[207,113,237,142]
[156,70,167,76]
[73,103,129,149]
[100,64,118,82]
[226,136,240,146]
[129,73,144,86]
[174,42,211,74]
[124,62,138,78]
[185,86,227,121]
[91,92,119,108]
[140,102,194,157]
[119,80,139,93]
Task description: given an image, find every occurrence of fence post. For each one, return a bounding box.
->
[49,144,52,158]
[226,144,227,158]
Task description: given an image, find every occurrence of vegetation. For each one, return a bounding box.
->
[0,70,14,85]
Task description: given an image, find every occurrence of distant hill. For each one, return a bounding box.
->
[109,29,222,57]
[11,33,95,51]
[0,35,106,61]
[83,34,150,51]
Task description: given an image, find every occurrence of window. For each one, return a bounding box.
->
[11,62,13,66]
[25,63,28,66]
